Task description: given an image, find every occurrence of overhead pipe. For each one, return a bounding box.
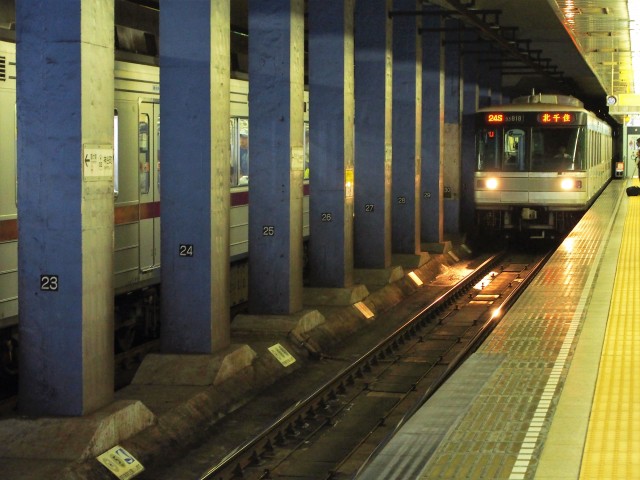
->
[421,0,568,87]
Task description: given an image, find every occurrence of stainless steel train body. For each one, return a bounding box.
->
[474,94,612,239]
[0,40,310,361]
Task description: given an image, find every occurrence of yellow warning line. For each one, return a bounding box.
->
[579,187,640,480]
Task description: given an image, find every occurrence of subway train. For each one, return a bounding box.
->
[0,40,310,375]
[474,93,612,240]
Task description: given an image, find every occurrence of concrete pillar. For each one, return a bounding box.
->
[248,0,304,314]
[478,44,492,108]
[307,0,355,287]
[460,32,480,234]
[353,0,393,269]
[17,0,114,416]
[490,63,503,105]
[443,20,462,235]
[391,0,422,255]
[159,1,230,352]
[421,10,444,244]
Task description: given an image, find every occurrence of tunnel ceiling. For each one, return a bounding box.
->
[0,0,631,115]
[435,0,633,110]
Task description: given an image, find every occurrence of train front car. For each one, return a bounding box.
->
[474,94,612,241]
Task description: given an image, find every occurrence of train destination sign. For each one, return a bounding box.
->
[484,112,579,125]
[538,112,575,124]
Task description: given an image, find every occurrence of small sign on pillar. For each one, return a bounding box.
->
[83,144,114,180]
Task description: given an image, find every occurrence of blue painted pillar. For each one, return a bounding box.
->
[159,1,230,352]
[248,0,305,313]
[17,0,114,415]
[353,0,393,269]
[391,0,422,255]
[421,10,444,244]
[461,33,480,233]
[308,0,355,287]
[443,20,462,235]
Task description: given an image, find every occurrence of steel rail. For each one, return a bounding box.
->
[352,250,553,478]
[199,251,507,480]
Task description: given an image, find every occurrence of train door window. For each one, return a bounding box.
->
[139,114,150,194]
[230,119,237,186]
[138,102,159,272]
[503,129,525,171]
[476,128,500,171]
[14,103,18,206]
[238,118,249,184]
[114,109,119,197]
[531,127,580,171]
[304,122,310,179]
[156,115,160,193]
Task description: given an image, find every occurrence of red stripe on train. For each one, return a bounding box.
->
[5,187,310,235]
[0,219,18,242]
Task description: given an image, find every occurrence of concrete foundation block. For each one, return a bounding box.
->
[391,252,430,269]
[131,344,257,387]
[353,265,404,286]
[303,284,369,306]
[0,400,155,461]
[232,309,326,337]
[421,241,452,254]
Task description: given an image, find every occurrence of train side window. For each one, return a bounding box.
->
[139,114,150,194]
[114,109,119,197]
[573,128,585,171]
[503,129,525,171]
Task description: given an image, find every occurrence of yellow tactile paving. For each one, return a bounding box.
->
[579,187,640,479]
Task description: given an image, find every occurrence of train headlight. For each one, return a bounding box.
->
[561,178,575,190]
[485,178,499,190]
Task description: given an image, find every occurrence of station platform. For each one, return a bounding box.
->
[355,178,639,479]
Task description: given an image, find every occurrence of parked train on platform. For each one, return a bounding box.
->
[474,93,612,239]
[0,40,310,374]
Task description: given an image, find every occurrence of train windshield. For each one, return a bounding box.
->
[476,126,585,172]
[531,127,584,171]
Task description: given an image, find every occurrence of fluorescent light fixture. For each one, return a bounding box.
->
[408,271,423,286]
[354,302,375,319]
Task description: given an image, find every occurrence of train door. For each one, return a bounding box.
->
[138,101,160,273]
[504,129,525,171]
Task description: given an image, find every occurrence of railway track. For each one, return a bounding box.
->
[187,250,550,480]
